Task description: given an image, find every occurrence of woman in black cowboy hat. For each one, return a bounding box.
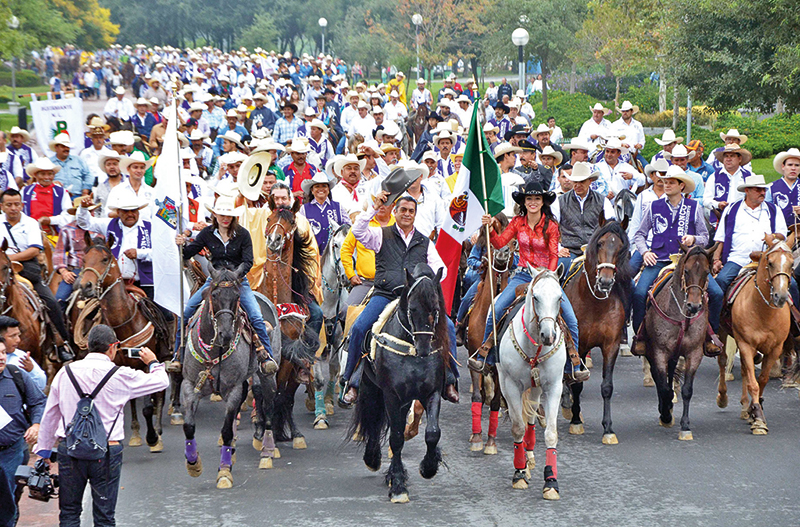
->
[469,180,584,380]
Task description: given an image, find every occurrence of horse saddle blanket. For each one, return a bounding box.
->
[277,303,308,320]
[647,266,676,305]
[563,258,585,287]
[725,267,757,305]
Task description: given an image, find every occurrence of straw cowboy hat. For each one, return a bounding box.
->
[205,195,241,216]
[433,130,457,148]
[334,153,366,177]
[108,194,148,211]
[533,123,551,138]
[713,143,752,165]
[663,165,696,194]
[663,144,696,161]
[286,137,311,154]
[109,130,135,146]
[562,137,592,152]
[87,116,109,135]
[513,179,556,207]
[566,162,601,182]
[539,145,563,166]
[119,151,154,172]
[618,100,639,114]
[8,126,30,142]
[48,133,74,150]
[97,150,122,172]
[773,148,800,175]
[602,137,629,156]
[66,196,101,215]
[493,142,523,160]
[645,158,670,178]
[24,157,61,179]
[654,129,684,146]
[301,172,335,196]
[218,130,244,150]
[736,174,769,192]
[590,103,612,116]
[720,128,748,145]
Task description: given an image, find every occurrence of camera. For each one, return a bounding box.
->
[122,347,142,358]
[15,458,59,502]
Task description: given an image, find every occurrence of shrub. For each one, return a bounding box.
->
[529,90,603,140]
[0,69,42,88]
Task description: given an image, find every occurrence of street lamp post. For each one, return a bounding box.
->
[511,27,529,94]
[412,13,422,81]
[318,18,328,55]
[7,16,19,116]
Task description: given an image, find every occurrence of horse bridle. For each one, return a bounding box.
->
[398,275,439,339]
[205,280,241,347]
[79,246,123,300]
[670,262,708,319]
[584,262,617,300]
[755,243,793,309]
[266,218,296,254]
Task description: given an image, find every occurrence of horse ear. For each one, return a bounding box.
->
[106,232,116,249]
[291,196,302,215]
[773,233,786,242]
[405,268,414,286]
[434,266,444,284]
[83,231,93,252]
[1,238,7,252]
[598,209,606,228]
[556,262,565,280]
[526,262,539,277]
[209,265,220,282]
[11,261,22,274]
[619,215,629,231]
[749,251,763,262]
[679,242,690,254]
[764,233,774,246]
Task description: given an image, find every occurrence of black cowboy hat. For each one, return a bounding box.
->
[504,124,530,142]
[512,179,556,207]
[281,102,298,113]
[382,165,425,206]
[322,88,336,95]
[494,102,510,115]
[428,113,444,123]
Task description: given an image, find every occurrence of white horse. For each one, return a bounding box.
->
[497,266,566,500]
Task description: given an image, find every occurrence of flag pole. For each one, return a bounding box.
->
[474,108,498,348]
[172,99,186,364]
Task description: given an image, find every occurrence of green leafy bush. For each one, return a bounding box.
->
[529,90,603,140]
[0,69,42,88]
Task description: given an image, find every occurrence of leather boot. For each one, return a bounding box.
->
[468,337,493,372]
[443,367,459,403]
[704,327,722,358]
[631,323,647,356]
[560,317,589,383]
[57,344,75,363]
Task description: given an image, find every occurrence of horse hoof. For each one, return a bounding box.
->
[740,408,750,420]
[216,468,233,489]
[293,437,307,450]
[678,431,693,441]
[218,435,223,446]
[585,356,593,369]
[149,437,164,453]
[602,433,618,445]
[326,402,335,416]
[526,452,536,470]
[659,416,674,428]
[273,447,281,459]
[259,457,273,469]
[716,393,728,409]
[750,418,768,435]
[314,419,329,430]
[170,414,185,426]
[305,398,315,412]
[512,479,529,490]
[186,456,203,477]
[253,438,263,451]
[543,487,561,500]
[483,444,497,455]
[725,372,734,382]
[128,435,142,447]
[469,434,483,451]
[390,493,410,504]
[210,393,223,402]
[643,377,655,387]
[561,407,572,420]
[569,423,584,435]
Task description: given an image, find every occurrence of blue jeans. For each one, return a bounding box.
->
[343,295,392,382]
[558,255,576,278]
[711,262,741,332]
[176,277,273,357]
[629,250,644,276]
[456,279,480,324]
[482,271,579,351]
[632,261,669,331]
[56,273,76,311]
[462,268,480,294]
[0,437,26,525]
[307,300,323,335]
[57,441,124,527]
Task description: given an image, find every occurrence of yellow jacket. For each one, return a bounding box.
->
[386,79,407,107]
[341,215,395,280]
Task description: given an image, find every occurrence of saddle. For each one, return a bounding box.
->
[725,263,758,305]
[562,256,585,287]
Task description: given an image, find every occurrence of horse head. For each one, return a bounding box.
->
[79,233,120,299]
[677,244,713,317]
[587,219,630,295]
[401,264,446,357]
[751,234,793,308]
[525,264,562,346]
[205,266,243,347]
[265,206,297,254]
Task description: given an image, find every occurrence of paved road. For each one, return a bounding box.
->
[20,348,800,527]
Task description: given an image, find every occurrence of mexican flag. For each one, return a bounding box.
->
[436,104,504,314]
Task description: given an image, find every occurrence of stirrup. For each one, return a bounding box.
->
[260,356,279,375]
[166,360,182,374]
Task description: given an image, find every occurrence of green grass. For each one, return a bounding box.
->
[0,114,27,130]
[752,158,779,182]
[0,85,51,110]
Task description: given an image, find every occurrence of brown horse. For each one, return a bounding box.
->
[716,234,792,435]
[562,219,633,444]
[258,204,319,448]
[465,237,516,455]
[409,103,429,148]
[643,245,713,440]
[79,233,173,451]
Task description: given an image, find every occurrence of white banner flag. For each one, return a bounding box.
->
[30,97,85,157]
[152,102,190,315]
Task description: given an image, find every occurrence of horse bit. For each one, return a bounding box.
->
[584,262,616,300]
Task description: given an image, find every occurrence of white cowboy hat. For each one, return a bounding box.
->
[187,129,208,142]
[97,150,122,172]
[713,143,752,165]
[8,126,30,142]
[301,172,335,195]
[736,174,769,192]
[119,151,154,172]
[434,130,457,148]
[590,103,612,116]
[209,179,239,198]
[113,86,126,96]
[188,102,205,112]
[602,138,630,156]
[219,151,248,165]
[562,137,591,152]
[180,147,195,161]
[663,165,696,194]
[377,121,401,141]
[483,123,500,134]
[109,130,135,146]
[773,148,800,175]
[720,128,748,145]
[286,137,311,154]
[108,194,148,211]
[358,140,386,157]
[566,162,601,182]
[251,138,285,153]
[205,195,241,216]
[24,157,61,178]
[645,158,670,177]
[372,106,384,114]
[303,106,317,117]
[539,145,563,166]
[416,78,426,84]
[219,130,244,149]
[135,97,150,106]
[493,142,522,160]
[389,90,399,98]
[618,100,639,114]
[333,153,365,177]
[532,123,551,137]
[663,144,696,161]
[225,109,238,118]
[654,129,684,146]
[308,119,328,133]
[48,133,74,150]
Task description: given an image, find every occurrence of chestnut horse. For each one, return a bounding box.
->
[79,234,173,451]
[562,219,632,444]
[716,234,792,435]
[258,205,319,449]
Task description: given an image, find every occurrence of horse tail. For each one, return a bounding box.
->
[271,385,294,442]
[346,372,386,472]
[281,325,319,367]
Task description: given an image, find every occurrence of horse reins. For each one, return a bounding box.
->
[754,243,793,309]
[509,273,562,369]
[583,262,617,300]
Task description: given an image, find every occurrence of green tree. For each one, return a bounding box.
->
[236,14,279,51]
[0,0,79,58]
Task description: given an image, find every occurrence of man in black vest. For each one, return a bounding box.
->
[339,192,459,406]
[550,162,617,272]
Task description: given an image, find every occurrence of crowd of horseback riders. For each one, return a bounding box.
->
[3,44,800,513]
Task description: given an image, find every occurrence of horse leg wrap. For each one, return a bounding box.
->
[262,430,275,454]
[314,390,326,417]
[220,445,233,468]
[185,439,198,463]
[326,380,336,398]
[488,410,499,438]
[471,402,482,434]
[513,442,527,470]
[524,422,536,451]
[545,448,558,479]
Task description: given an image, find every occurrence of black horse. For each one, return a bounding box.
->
[348,263,450,503]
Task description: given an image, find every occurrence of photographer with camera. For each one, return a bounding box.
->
[0,335,46,527]
[34,325,168,527]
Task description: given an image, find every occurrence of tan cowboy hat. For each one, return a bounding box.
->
[736,174,769,192]
[48,133,74,150]
[493,142,522,160]
[590,103,612,116]
[333,153,365,177]
[434,130,457,148]
[97,150,122,172]
[301,172,335,196]
[532,123,551,137]
[654,129,684,146]
[562,137,591,152]
[8,126,30,142]
[663,165,696,194]
[66,196,101,215]
[602,138,630,156]
[663,144,696,161]
[483,123,500,135]
[238,151,273,201]
[205,195,241,216]
[713,143,752,165]
[539,145,563,166]
[645,158,670,178]
[108,194,148,211]
[87,116,109,135]
[773,148,800,175]
[119,151,154,173]
[308,119,328,134]
[618,100,639,114]
[720,128,748,145]
[566,162,601,182]
[25,157,61,178]
[286,137,311,154]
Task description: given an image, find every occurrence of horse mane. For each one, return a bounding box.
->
[401,264,451,361]
[584,220,633,311]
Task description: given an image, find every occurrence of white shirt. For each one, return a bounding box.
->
[703,167,747,215]
[80,145,109,186]
[577,118,611,147]
[405,187,446,238]
[76,207,153,281]
[384,101,408,122]
[0,151,20,190]
[549,126,564,145]
[340,106,359,134]
[501,171,526,217]
[593,160,645,197]
[423,173,452,203]
[350,114,377,139]
[628,187,663,247]
[714,200,788,266]
[0,213,43,252]
[551,192,616,222]
[411,88,432,109]
[612,118,646,149]
[105,180,155,220]
[331,180,369,218]
[104,97,136,121]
